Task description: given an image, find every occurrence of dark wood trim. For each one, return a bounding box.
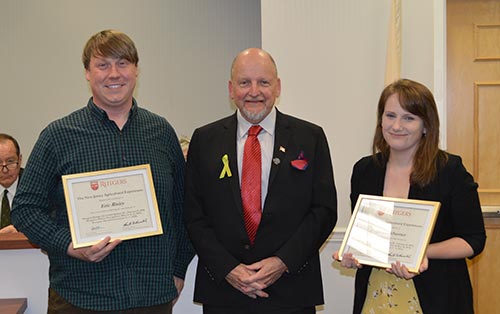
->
[0,233,38,250]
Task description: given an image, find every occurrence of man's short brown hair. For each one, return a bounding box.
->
[82,30,139,70]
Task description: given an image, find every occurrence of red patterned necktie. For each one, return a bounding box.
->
[241,125,263,245]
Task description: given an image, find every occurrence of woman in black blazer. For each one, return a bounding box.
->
[335,79,486,314]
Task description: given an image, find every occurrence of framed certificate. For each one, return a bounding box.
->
[338,194,440,273]
[62,164,163,248]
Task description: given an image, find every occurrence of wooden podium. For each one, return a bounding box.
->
[0,233,37,250]
[0,298,27,314]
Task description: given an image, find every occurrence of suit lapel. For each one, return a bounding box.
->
[268,111,291,190]
[223,114,245,216]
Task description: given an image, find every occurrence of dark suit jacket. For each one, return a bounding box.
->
[350,153,486,314]
[184,110,337,308]
[17,168,24,185]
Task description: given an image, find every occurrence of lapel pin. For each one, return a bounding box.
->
[279,146,286,153]
[273,158,281,165]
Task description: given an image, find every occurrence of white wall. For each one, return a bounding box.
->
[0,1,444,313]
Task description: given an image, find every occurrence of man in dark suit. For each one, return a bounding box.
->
[184,48,337,314]
[0,133,23,233]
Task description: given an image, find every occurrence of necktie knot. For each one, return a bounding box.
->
[248,125,262,137]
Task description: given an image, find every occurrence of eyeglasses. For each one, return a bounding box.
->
[0,161,19,171]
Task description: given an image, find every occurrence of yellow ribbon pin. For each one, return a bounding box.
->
[219,154,232,179]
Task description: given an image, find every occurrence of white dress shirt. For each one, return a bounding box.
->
[236,107,276,209]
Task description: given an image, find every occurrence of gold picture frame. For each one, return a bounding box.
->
[62,164,163,248]
[338,194,440,273]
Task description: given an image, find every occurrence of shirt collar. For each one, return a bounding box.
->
[237,107,276,139]
[87,97,138,122]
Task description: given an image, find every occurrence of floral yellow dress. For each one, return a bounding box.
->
[361,268,423,314]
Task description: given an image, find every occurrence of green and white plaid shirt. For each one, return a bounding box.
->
[12,98,194,311]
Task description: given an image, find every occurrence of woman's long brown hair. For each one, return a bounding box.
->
[372,79,447,187]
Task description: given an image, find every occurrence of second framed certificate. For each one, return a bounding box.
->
[62,164,163,248]
[338,194,440,273]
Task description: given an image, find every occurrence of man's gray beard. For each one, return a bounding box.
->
[240,107,269,123]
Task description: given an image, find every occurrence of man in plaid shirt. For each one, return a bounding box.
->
[12,30,194,314]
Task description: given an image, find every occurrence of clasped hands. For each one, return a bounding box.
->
[225,256,287,299]
[333,251,428,280]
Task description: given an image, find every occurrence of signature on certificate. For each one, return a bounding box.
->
[123,218,148,227]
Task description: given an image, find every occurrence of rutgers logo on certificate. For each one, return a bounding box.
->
[62,164,163,248]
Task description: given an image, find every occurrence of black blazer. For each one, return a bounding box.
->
[184,110,337,308]
[350,153,486,314]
